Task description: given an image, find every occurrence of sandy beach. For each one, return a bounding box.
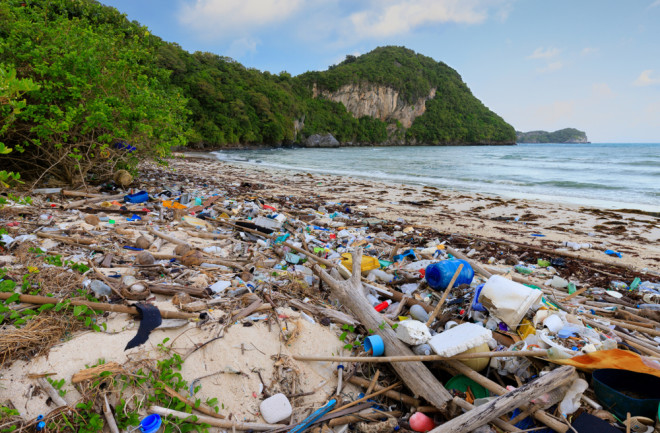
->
[177,154,660,271]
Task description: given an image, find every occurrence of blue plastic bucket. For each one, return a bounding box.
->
[425,260,474,290]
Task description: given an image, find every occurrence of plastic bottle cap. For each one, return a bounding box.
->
[363,335,385,356]
[140,414,162,433]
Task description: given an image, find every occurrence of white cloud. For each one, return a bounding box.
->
[534,100,575,124]
[537,61,563,73]
[633,70,660,86]
[527,47,560,59]
[581,47,598,56]
[179,0,304,38]
[649,0,660,8]
[346,0,513,39]
[592,82,613,97]
[227,38,259,59]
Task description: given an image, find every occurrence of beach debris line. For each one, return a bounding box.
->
[0,163,659,432]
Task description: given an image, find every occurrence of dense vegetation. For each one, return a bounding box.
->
[0,0,189,185]
[516,128,588,143]
[0,0,516,185]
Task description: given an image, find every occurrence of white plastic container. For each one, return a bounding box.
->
[479,275,543,328]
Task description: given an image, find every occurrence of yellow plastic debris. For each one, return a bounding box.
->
[341,253,380,273]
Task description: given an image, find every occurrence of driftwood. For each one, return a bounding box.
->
[36,377,67,407]
[148,283,208,298]
[0,292,198,320]
[72,362,123,384]
[149,406,284,430]
[103,395,120,433]
[343,375,421,407]
[294,349,548,363]
[430,365,576,433]
[288,299,358,326]
[451,397,521,432]
[64,193,124,209]
[439,360,568,432]
[159,382,225,419]
[314,248,453,409]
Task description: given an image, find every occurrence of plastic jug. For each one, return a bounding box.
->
[425,259,474,290]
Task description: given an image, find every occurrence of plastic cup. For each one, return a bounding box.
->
[363,335,385,356]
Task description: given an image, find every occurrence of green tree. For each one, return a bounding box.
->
[0,0,189,185]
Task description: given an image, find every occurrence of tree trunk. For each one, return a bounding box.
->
[314,249,453,410]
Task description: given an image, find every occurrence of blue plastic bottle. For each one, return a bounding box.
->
[425,259,474,290]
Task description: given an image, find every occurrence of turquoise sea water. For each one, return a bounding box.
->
[212,143,660,211]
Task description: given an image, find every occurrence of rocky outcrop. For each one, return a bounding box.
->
[304,133,340,148]
[313,83,436,128]
[516,128,589,144]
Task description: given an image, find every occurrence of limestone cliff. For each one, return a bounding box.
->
[313,83,436,128]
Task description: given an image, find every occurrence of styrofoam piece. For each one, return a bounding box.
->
[429,323,492,357]
[209,280,231,293]
[260,393,292,424]
[253,216,282,230]
[479,275,543,328]
[395,320,431,345]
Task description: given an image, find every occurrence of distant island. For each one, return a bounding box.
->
[516,128,589,143]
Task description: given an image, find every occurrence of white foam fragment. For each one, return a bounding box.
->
[429,323,492,357]
[260,393,292,424]
[395,320,431,345]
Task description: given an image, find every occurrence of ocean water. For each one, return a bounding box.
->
[211,143,660,211]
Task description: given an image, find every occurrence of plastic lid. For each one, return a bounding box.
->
[140,414,162,433]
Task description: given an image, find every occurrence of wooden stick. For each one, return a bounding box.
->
[103,395,120,433]
[426,263,463,326]
[445,247,492,279]
[36,232,96,245]
[329,382,401,414]
[345,376,421,407]
[429,366,576,433]
[0,292,199,320]
[64,193,124,209]
[561,286,589,302]
[451,397,521,432]
[583,313,660,337]
[37,377,67,408]
[63,190,103,198]
[366,370,381,395]
[148,406,284,430]
[439,360,568,433]
[148,226,190,246]
[328,411,401,427]
[294,349,549,363]
[159,381,225,419]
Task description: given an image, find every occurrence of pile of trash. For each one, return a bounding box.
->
[1,169,660,433]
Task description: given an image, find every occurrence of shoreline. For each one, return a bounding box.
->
[171,155,660,270]
[182,150,660,214]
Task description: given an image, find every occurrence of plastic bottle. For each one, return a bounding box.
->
[409,304,430,322]
[425,260,474,290]
[640,281,660,292]
[368,269,394,283]
[637,304,660,311]
[610,281,628,290]
[374,300,391,312]
[514,265,534,275]
[412,344,432,356]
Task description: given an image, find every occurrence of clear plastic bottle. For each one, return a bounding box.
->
[637,304,660,311]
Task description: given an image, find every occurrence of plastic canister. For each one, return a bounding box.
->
[471,284,487,312]
[425,260,474,290]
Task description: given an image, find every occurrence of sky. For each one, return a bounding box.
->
[104,0,660,142]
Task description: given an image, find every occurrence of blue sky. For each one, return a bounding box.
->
[105,0,660,142]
